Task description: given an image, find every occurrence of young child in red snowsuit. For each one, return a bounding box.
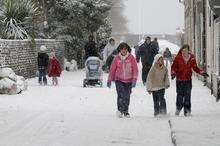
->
[48,52,61,85]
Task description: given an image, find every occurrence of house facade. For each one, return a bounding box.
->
[180,0,220,100]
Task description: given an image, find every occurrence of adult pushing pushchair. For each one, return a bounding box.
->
[102,49,118,73]
[102,37,118,72]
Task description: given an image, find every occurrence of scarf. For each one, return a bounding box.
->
[119,53,129,61]
[182,53,191,64]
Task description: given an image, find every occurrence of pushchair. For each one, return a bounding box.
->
[83,56,103,87]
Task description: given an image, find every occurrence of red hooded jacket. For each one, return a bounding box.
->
[171,52,202,81]
[48,57,61,77]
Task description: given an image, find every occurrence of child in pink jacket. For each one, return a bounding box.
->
[107,42,138,118]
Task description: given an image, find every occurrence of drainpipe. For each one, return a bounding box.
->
[216,19,220,102]
[193,0,196,54]
[202,0,208,85]
[218,19,220,101]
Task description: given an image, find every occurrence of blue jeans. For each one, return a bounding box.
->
[115,80,132,113]
[152,89,167,115]
[176,80,192,114]
[38,67,47,85]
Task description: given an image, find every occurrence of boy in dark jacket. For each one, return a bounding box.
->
[38,45,49,85]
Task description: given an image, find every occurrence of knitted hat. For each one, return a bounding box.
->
[40,45,47,52]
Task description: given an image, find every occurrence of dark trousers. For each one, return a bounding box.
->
[176,80,192,114]
[115,80,132,113]
[152,89,167,115]
[142,64,151,84]
[38,68,47,85]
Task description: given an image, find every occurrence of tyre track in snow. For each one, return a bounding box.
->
[0,112,51,144]
[0,70,174,146]
[0,111,42,136]
[168,119,177,146]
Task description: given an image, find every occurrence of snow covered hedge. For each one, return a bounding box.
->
[64,58,78,72]
[0,68,27,95]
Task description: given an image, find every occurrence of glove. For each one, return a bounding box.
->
[171,74,175,80]
[136,57,140,63]
[201,72,209,78]
[132,80,136,88]
[107,81,111,88]
[165,85,170,89]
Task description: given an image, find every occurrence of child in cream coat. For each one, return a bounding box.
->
[146,54,170,116]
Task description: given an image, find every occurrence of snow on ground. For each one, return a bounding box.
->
[169,78,220,146]
[137,39,180,55]
[158,40,180,55]
[0,64,219,146]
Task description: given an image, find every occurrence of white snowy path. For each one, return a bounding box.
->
[170,78,220,146]
[0,69,219,146]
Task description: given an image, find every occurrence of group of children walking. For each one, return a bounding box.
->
[37,42,208,118]
[37,45,61,86]
[107,42,208,118]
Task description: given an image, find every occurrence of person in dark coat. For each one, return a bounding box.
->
[136,36,158,85]
[84,35,99,60]
[37,45,49,85]
[171,44,208,116]
[98,42,107,60]
[152,37,159,51]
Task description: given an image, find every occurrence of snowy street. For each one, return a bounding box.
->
[0,69,220,146]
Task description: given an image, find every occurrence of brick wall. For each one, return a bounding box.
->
[0,39,65,78]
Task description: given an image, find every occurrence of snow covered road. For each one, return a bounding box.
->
[0,70,219,146]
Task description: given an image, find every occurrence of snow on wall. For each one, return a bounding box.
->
[0,39,65,78]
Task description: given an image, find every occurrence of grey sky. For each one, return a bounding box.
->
[124,0,184,34]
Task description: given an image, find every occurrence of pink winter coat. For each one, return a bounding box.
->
[107,53,138,83]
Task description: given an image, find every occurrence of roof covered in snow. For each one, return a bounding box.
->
[137,39,180,55]
[158,40,180,55]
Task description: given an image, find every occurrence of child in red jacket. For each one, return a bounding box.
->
[48,52,61,86]
[171,44,208,116]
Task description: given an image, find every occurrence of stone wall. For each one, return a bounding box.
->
[0,39,65,78]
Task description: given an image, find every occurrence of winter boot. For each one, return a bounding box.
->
[39,81,43,86]
[124,112,130,118]
[175,110,180,116]
[116,111,123,118]
[184,110,191,117]
[184,112,192,117]
[52,77,56,86]
[54,77,58,86]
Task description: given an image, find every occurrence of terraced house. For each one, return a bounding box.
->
[180,0,220,100]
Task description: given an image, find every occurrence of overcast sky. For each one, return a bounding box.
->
[123,0,184,35]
